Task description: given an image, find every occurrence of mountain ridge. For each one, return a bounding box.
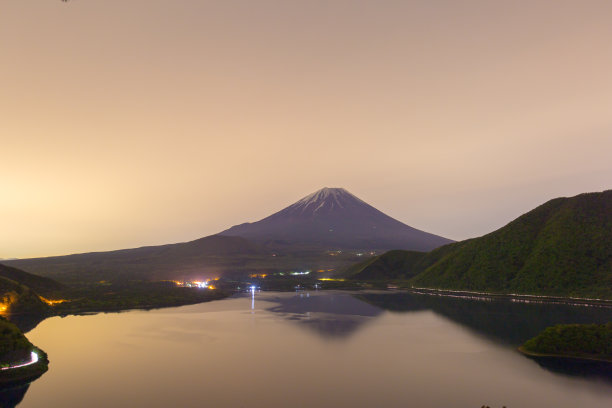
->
[220,187,453,251]
[345,189,612,299]
[6,187,452,283]
[5,235,267,283]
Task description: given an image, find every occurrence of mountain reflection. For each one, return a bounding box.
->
[357,291,612,382]
[263,292,384,339]
[0,383,31,408]
[8,314,48,334]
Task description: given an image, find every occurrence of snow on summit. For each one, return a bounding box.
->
[290,188,365,215]
[219,187,453,251]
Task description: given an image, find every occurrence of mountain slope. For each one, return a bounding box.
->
[220,187,452,251]
[0,264,64,297]
[6,235,267,284]
[403,190,612,298]
[343,250,427,281]
[0,265,53,320]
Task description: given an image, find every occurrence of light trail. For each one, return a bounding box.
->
[0,350,39,371]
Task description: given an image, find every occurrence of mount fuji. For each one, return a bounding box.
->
[6,187,452,282]
[219,187,453,251]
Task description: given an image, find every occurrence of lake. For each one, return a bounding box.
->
[9,290,612,407]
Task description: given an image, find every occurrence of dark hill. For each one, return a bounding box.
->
[343,250,427,281]
[220,187,453,251]
[348,190,612,299]
[0,274,51,322]
[0,264,64,297]
[412,190,612,298]
[6,235,267,284]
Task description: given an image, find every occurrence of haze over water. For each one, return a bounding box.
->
[19,292,612,408]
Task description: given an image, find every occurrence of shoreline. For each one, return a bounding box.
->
[408,287,612,308]
[517,346,612,364]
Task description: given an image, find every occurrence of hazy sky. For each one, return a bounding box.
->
[2,1,611,258]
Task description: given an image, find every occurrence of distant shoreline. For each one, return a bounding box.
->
[517,346,612,364]
[408,287,612,308]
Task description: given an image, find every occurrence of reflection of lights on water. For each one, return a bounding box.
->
[250,285,257,311]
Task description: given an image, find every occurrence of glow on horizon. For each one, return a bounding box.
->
[1,1,611,258]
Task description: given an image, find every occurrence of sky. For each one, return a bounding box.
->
[1,0,611,259]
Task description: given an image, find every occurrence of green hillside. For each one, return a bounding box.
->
[343,250,426,281]
[0,317,33,361]
[0,274,51,318]
[346,190,612,300]
[0,317,49,386]
[520,323,612,361]
[411,190,612,299]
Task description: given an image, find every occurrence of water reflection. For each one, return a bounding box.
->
[0,383,30,408]
[261,291,383,339]
[525,355,612,383]
[356,292,612,345]
[7,313,48,334]
[357,291,612,382]
[16,290,612,408]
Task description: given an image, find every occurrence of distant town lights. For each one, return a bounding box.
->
[173,279,215,289]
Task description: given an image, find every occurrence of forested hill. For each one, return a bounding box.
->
[343,250,427,281]
[348,190,612,300]
[0,264,64,297]
[411,190,612,298]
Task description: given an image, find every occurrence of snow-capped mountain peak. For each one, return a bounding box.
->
[289,187,364,215]
[219,187,453,251]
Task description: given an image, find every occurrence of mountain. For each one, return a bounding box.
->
[348,190,612,299]
[0,264,64,297]
[7,188,450,283]
[343,250,427,281]
[0,264,56,326]
[220,187,453,251]
[6,235,267,284]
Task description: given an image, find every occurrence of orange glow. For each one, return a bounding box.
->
[39,296,68,306]
[318,278,345,282]
[2,2,612,260]
[0,293,18,314]
[249,274,268,278]
[207,285,216,290]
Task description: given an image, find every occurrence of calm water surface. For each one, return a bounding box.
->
[14,291,612,407]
